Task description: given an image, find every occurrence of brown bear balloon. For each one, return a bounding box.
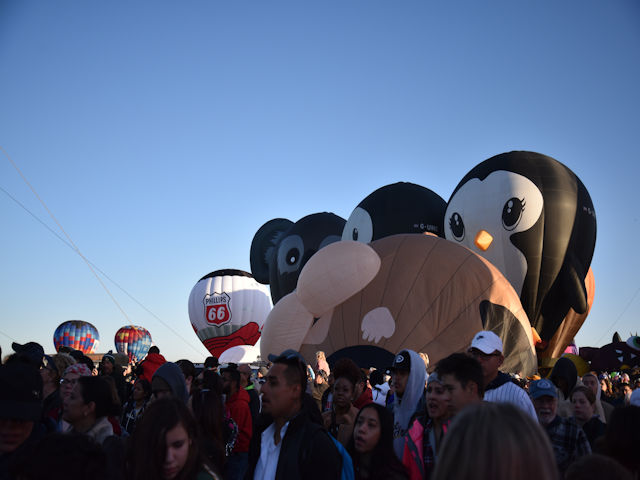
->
[260,234,537,375]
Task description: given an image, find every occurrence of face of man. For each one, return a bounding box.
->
[238,365,251,388]
[260,363,301,420]
[533,395,558,425]
[391,370,410,398]
[0,418,34,454]
[468,348,503,386]
[101,360,113,375]
[582,376,599,397]
[441,373,479,415]
[221,372,237,396]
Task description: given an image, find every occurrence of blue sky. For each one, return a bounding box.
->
[1,0,639,362]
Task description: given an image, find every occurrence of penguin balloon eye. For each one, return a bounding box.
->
[502,197,526,231]
[341,207,373,243]
[449,212,465,241]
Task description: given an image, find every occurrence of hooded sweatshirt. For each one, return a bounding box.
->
[392,349,426,459]
[225,387,252,453]
[152,362,189,404]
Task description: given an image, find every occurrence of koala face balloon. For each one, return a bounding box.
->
[445,151,597,348]
[250,213,346,305]
[260,234,537,375]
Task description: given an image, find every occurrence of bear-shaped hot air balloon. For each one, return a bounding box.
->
[188,269,272,358]
[250,213,345,305]
[53,320,100,354]
[115,325,153,363]
[341,182,447,243]
[260,234,537,375]
[445,151,597,350]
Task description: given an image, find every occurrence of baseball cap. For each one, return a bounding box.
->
[389,350,411,371]
[268,349,307,364]
[11,342,45,368]
[469,331,503,355]
[529,379,558,399]
[0,362,43,421]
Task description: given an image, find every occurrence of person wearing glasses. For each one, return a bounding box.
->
[247,349,342,480]
[467,330,537,419]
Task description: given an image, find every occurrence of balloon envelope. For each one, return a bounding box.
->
[53,320,100,354]
[218,344,261,364]
[115,325,152,363]
[188,269,272,358]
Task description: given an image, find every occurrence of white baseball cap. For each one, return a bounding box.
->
[469,331,503,354]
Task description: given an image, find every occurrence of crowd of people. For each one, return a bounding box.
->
[1,331,639,480]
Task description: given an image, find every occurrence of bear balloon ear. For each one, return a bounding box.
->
[250,218,294,284]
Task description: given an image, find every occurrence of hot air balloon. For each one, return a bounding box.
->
[53,320,100,354]
[250,213,346,305]
[260,234,537,375]
[341,182,447,243]
[445,151,597,350]
[188,269,272,358]
[543,268,595,359]
[115,325,153,363]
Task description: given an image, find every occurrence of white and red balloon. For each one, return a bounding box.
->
[188,269,272,358]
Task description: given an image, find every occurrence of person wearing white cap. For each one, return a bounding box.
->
[467,330,537,419]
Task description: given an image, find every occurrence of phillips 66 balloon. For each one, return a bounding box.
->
[53,320,100,354]
[115,325,153,363]
[188,269,272,358]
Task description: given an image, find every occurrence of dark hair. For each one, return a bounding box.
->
[77,376,119,418]
[191,387,226,471]
[369,369,385,387]
[148,346,160,355]
[176,359,196,380]
[12,433,107,480]
[221,366,241,387]
[570,385,595,405]
[599,406,640,475]
[435,353,484,397]
[347,403,407,480]
[134,379,152,400]
[565,454,633,480]
[202,370,224,395]
[204,356,219,369]
[127,398,212,480]
[333,357,361,388]
[273,355,307,399]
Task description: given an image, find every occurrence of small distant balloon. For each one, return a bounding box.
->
[114,325,152,363]
[53,320,100,354]
[188,269,272,358]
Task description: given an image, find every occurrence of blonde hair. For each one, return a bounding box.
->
[315,351,326,361]
[433,403,559,480]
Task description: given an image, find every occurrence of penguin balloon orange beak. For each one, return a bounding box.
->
[474,230,493,251]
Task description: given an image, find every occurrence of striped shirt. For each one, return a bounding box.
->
[484,373,537,419]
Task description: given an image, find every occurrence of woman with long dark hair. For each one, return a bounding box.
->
[347,403,408,480]
[127,397,221,480]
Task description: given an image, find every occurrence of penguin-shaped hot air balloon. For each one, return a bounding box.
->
[445,151,597,348]
[341,182,447,243]
[250,213,345,305]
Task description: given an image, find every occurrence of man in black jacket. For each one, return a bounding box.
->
[246,350,342,480]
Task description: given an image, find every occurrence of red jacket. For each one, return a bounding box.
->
[225,387,252,453]
[139,353,166,383]
[353,387,373,409]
